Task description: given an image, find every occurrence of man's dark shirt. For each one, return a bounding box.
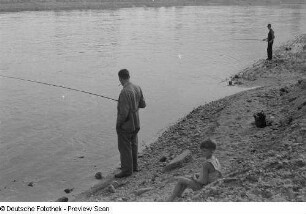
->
[268,29,275,43]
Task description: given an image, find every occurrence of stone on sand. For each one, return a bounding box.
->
[163,149,192,172]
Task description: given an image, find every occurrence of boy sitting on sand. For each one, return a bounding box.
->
[167,139,222,202]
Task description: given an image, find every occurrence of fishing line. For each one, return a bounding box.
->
[0,74,118,102]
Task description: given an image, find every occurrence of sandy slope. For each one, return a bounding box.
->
[69,34,306,202]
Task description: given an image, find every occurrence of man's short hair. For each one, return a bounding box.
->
[200,139,217,151]
[267,24,271,27]
[118,69,130,80]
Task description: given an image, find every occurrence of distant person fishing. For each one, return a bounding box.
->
[263,23,275,60]
[233,24,275,61]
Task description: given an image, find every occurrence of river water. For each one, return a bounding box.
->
[0,4,305,201]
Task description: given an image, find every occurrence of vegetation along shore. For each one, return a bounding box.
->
[56,34,306,202]
[0,0,305,13]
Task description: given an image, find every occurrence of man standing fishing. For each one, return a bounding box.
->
[115,69,146,178]
[263,24,275,60]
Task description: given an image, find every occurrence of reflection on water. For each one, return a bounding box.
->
[0,5,305,201]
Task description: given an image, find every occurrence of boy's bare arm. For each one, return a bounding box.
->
[194,163,210,185]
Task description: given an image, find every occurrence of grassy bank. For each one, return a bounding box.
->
[0,0,305,13]
[69,34,306,202]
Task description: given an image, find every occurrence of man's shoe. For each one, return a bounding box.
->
[133,168,140,172]
[114,172,132,178]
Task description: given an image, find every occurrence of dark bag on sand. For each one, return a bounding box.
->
[253,111,267,128]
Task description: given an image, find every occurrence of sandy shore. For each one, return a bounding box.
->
[0,0,305,13]
[67,34,306,202]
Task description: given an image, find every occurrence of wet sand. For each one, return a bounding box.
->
[70,34,306,202]
[0,0,305,13]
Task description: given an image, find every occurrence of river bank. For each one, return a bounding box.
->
[68,34,306,202]
[0,0,305,13]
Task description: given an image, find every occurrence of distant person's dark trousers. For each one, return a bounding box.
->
[117,129,139,174]
[267,42,273,60]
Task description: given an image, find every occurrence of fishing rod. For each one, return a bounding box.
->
[0,74,118,102]
[233,38,263,41]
